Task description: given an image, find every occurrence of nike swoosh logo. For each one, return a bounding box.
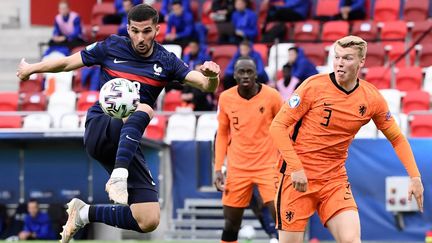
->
[324,103,333,106]
[151,181,156,186]
[126,135,140,143]
[114,58,128,64]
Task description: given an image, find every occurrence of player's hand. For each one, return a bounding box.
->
[291,169,308,192]
[16,58,32,81]
[214,170,225,192]
[408,177,424,212]
[200,61,220,78]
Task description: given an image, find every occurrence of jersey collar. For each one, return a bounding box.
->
[329,72,359,95]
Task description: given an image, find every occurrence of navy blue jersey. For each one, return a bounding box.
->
[81,35,190,105]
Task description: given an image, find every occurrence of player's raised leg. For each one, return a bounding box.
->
[106,103,154,204]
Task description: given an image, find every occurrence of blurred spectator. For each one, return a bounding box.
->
[336,0,366,20]
[275,63,293,100]
[220,0,257,44]
[160,0,191,22]
[104,0,142,24]
[223,40,269,89]
[281,46,318,91]
[264,0,310,22]
[181,61,215,111]
[210,0,235,23]
[182,40,211,71]
[118,0,135,36]
[81,66,101,91]
[45,0,86,57]
[164,0,196,46]
[18,199,56,240]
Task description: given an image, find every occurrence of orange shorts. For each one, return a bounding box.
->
[222,167,278,208]
[275,174,358,232]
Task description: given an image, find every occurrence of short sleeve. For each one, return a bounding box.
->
[167,52,190,83]
[80,40,108,66]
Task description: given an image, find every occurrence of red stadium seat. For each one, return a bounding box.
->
[418,44,432,67]
[403,0,429,22]
[190,0,199,21]
[293,21,320,42]
[351,20,378,41]
[380,21,407,42]
[0,116,22,128]
[253,43,269,66]
[365,42,385,68]
[163,90,183,111]
[410,114,432,137]
[206,23,219,44]
[145,115,167,140]
[77,91,99,112]
[298,43,327,66]
[373,0,400,22]
[321,21,350,42]
[201,0,213,25]
[411,21,432,45]
[402,90,430,114]
[94,25,119,41]
[0,92,19,111]
[19,74,43,94]
[396,66,423,91]
[21,92,47,111]
[364,66,391,89]
[210,45,237,77]
[155,23,167,43]
[386,42,415,67]
[315,0,340,19]
[91,3,116,26]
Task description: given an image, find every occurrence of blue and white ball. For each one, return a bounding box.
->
[99,78,140,119]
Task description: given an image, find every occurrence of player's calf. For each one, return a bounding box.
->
[130,202,160,232]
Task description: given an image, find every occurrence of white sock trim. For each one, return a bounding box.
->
[111,168,129,178]
[79,205,90,225]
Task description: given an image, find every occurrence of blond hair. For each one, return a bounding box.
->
[335,35,367,59]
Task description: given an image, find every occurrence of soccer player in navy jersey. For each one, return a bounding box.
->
[16,4,220,243]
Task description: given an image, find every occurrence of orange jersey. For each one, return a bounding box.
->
[271,73,396,180]
[215,84,283,172]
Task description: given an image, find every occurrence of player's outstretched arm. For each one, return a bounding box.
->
[184,61,220,92]
[381,122,423,212]
[16,52,85,81]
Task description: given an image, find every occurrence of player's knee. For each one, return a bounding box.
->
[137,103,154,119]
[136,213,160,232]
[338,232,361,243]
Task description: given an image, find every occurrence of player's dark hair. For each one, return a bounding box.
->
[235,56,256,68]
[28,198,38,204]
[128,3,159,24]
[288,46,298,53]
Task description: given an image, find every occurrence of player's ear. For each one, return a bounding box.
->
[155,24,160,35]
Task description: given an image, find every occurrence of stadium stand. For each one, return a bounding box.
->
[403,0,429,21]
[410,114,432,137]
[47,91,77,128]
[91,2,116,26]
[162,90,183,111]
[411,20,432,45]
[379,89,402,114]
[60,113,80,129]
[293,20,320,42]
[145,114,167,140]
[77,91,99,112]
[396,66,423,91]
[321,20,350,43]
[380,20,407,42]
[165,112,196,144]
[195,113,218,141]
[373,0,401,22]
[0,92,19,111]
[298,43,327,66]
[364,42,385,67]
[402,90,431,113]
[364,66,392,89]
[23,113,52,129]
[163,44,183,58]
[351,20,379,41]
[21,92,47,111]
[315,0,340,19]
[0,116,22,128]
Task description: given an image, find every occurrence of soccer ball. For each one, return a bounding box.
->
[238,224,256,241]
[99,78,140,119]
